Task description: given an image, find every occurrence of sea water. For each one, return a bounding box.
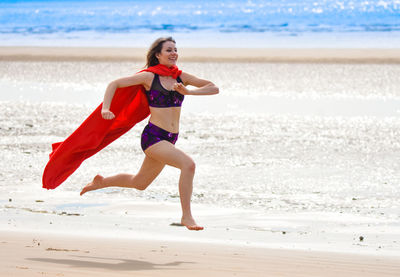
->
[0,0,399,47]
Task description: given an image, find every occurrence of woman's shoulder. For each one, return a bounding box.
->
[179,71,193,85]
[135,71,155,83]
[132,71,155,91]
[179,71,189,78]
[136,71,155,77]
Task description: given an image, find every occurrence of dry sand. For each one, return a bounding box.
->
[2,230,400,277]
[0,46,399,63]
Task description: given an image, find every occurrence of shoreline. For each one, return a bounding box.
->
[2,229,400,277]
[1,46,400,63]
[3,193,399,258]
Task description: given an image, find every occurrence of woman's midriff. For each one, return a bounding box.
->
[148,106,181,133]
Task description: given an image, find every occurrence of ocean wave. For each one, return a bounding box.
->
[1,23,399,35]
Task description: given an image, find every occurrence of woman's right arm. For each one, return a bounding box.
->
[101,72,153,120]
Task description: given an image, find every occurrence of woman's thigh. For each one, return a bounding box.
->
[145,141,194,170]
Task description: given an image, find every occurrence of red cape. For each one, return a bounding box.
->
[42,64,182,190]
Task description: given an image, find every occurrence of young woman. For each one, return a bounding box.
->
[79,37,219,230]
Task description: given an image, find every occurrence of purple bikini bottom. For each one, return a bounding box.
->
[141,122,179,152]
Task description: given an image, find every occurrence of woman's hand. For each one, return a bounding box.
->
[173,82,190,95]
[101,109,115,120]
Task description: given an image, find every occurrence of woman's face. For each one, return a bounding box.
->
[156,41,178,67]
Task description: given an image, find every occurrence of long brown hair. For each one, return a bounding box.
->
[145,37,176,68]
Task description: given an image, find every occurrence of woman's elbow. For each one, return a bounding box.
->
[107,80,118,90]
[213,84,220,95]
[208,82,219,94]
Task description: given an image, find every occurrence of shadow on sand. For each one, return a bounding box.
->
[27,255,194,271]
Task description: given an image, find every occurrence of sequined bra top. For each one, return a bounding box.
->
[145,74,184,108]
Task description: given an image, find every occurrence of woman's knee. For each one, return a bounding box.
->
[182,158,196,174]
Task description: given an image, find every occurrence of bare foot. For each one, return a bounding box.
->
[181,216,204,231]
[80,175,104,196]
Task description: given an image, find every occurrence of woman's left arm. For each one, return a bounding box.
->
[173,72,219,96]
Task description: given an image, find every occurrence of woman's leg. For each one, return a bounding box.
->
[145,141,203,231]
[80,155,165,195]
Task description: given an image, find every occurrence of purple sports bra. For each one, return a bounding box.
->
[145,74,184,108]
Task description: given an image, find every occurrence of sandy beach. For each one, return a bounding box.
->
[1,230,400,277]
[1,46,400,276]
[1,46,400,63]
